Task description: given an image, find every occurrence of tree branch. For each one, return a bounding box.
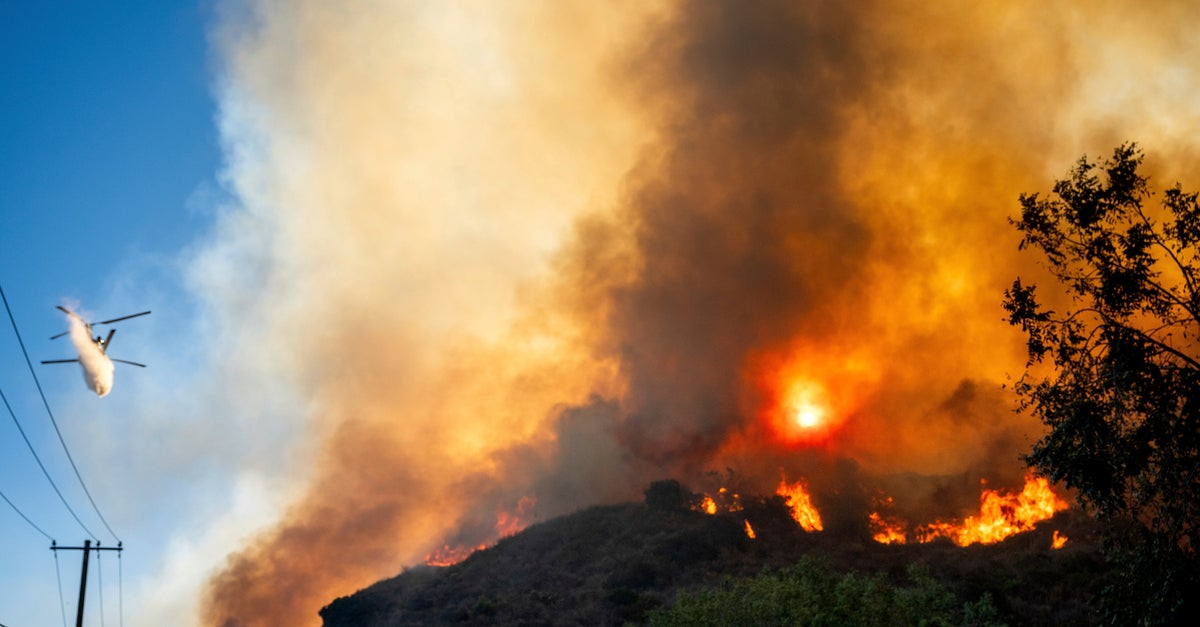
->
[1079,307,1200,371]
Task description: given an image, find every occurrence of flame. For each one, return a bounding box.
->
[719,487,744,512]
[744,519,756,539]
[695,487,745,515]
[423,543,486,567]
[776,478,824,532]
[903,474,1068,547]
[912,521,958,544]
[495,495,538,538]
[869,511,907,544]
[1051,530,1068,550]
[423,496,537,566]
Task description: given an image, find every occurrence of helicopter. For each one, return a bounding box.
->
[41,305,150,397]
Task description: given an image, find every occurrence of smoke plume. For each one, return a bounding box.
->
[195,1,1200,624]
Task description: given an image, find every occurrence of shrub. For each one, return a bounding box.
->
[647,557,1005,627]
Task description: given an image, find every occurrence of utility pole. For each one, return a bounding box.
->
[51,540,123,627]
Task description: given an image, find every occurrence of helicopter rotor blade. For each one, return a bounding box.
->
[40,359,80,365]
[102,328,116,352]
[111,359,147,368]
[49,307,149,339]
[55,305,88,324]
[50,306,90,339]
[95,310,151,326]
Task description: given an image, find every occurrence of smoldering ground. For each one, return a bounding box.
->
[194,1,1200,625]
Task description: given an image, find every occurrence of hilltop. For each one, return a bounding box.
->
[319,483,1109,626]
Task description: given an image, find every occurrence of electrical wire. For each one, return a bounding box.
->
[0,284,121,543]
[97,547,106,627]
[0,486,54,542]
[0,381,95,539]
[53,545,68,627]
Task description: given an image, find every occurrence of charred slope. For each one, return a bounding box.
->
[320,492,1108,626]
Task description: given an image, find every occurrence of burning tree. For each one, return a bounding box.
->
[1005,143,1200,623]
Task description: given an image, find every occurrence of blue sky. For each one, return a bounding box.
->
[0,1,218,301]
[1,2,222,625]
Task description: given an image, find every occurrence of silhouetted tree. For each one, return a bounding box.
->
[644,479,699,512]
[1005,143,1200,624]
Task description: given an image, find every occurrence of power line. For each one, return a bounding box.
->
[52,541,122,627]
[54,548,68,627]
[0,284,121,543]
[0,487,53,541]
[0,382,95,539]
[97,548,106,627]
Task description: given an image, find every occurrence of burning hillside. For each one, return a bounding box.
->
[320,482,1105,626]
[193,0,1200,625]
[424,468,1070,570]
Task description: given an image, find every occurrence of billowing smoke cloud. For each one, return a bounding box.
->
[195,1,1200,625]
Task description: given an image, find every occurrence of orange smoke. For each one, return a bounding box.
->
[193,0,1200,624]
[199,1,651,623]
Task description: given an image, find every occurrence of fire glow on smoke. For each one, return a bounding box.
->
[750,351,872,449]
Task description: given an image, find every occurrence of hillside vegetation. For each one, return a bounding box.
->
[320,484,1107,626]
